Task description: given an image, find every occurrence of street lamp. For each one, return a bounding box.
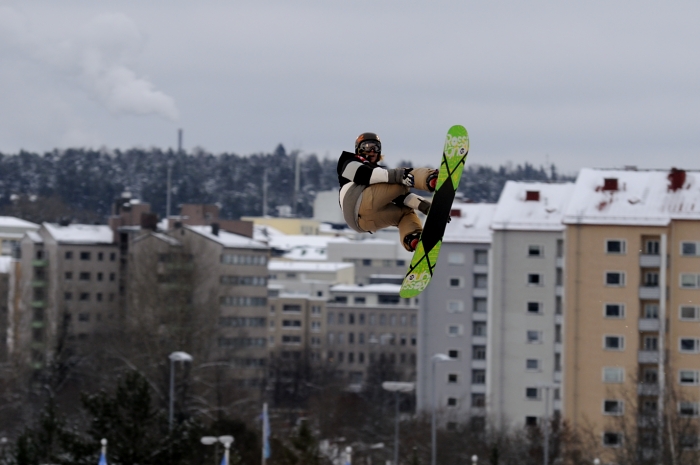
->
[169,351,193,430]
[472,455,478,464]
[537,383,557,465]
[382,381,415,465]
[431,353,452,465]
[201,435,235,465]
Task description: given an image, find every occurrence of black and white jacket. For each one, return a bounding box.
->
[336,151,400,232]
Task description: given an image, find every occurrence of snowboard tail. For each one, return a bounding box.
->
[399,125,469,298]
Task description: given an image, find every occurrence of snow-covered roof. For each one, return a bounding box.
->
[26,231,43,243]
[268,233,349,251]
[253,224,286,243]
[563,168,700,225]
[0,256,12,273]
[282,246,328,261]
[492,181,575,231]
[269,260,353,273]
[186,225,268,250]
[444,202,497,243]
[43,223,114,245]
[330,283,401,293]
[0,216,39,230]
[133,232,182,246]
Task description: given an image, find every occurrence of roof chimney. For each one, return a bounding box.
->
[668,168,686,192]
[525,191,540,201]
[211,223,220,236]
[603,178,619,191]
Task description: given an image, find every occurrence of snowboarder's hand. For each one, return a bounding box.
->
[401,168,415,187]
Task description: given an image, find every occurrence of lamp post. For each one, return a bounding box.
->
[169,351,193,430]
[472,455,478,464]
[431,353,452,465]
[201,435,234,465]
[537,383,557,465]
[382,381,415,465]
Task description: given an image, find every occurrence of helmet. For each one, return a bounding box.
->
[355,132,381,154]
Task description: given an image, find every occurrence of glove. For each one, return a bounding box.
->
[387,168,414,187]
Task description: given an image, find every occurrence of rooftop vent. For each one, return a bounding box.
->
[450,209,462,217]
[668,168,686,192]
[525,191,540,201]
[603,178,619,191]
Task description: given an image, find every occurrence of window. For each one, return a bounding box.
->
[473,298,487,313]
[348,313,355,324]
[603,432,622,447]
[605,271,626,286]
[447,373,458,383]
[527,273,542,286]
[525,416,538,427]
[109,272,115,281]
[606,240,626,254]
[446,397,458,407]
[603,400,624,415]
[472,393,485,407]
[379,314,386,325]
[378,294,400,305]
[448,253,465,265]
[447,300,464,313]
[474,274,487,288]
[643,336,658,351]
[474,250,488,265]
[65,251,73,259]
[282,320,302,328]
[110,252,116,261]
[679,370,699,385]
[473,322,486,336]
[79,272,90,281]
[80,252,91,260]
[643,367,658,383]
[358,332,364,343]
[645,239,660,255]
[680,338,700,353]
[448,277,464,288]
[604,303,625,318]
[472,370,485,384]
[680,306,700,321]
[448,349,460,359]
[681,241,699,256]
[679,402,699,417]
[362,259,372,266]
[97,272,103,281]
[525,387,539,399]
[526,330,542,343]
[603,367,624,383]
[96,293,103,302]
[556,239,564,258]
[353,296,365,304]
[526,359,539,371]
[644,271,659,287]
[604,335,624,350]
[327,312,335,324]
[78,312,90,322]
[528,245,543,257]
[64,292,72,301]
[64,272,72,280]
[348,333,355,344]
[97,252,104,261]
[680,273,700,288]
[79,293,89,301]
[448,325,463,336]
[472,345,486,360]
[527,302,541,314]
[396,259,405,267]
[644,303,659,319]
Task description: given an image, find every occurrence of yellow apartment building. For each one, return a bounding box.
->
[563,168,700,462]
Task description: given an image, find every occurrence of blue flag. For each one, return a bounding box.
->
[263,403,271,459]
[98,452,107,465]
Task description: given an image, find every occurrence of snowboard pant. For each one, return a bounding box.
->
[357,167,435,251]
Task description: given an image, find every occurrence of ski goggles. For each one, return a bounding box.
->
[358,140,381,154]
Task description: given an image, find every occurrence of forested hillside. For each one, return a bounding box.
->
[0,145,574,223]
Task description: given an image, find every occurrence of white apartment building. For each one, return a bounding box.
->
[415,202,496,428]
[487,181,574,429]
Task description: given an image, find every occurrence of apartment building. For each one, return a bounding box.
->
[17,223,120,369]
[487,182,574,429]
[268,260,354,300]
[562,168,700,457]
[326,284,419,385]
[327,238,413,285]
[0,256,12,361]
[415,202,496,427]
[0,216,39,256]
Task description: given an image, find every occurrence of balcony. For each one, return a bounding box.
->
[555,286,563,297]
[473,264,488,274]
[472,288,488,298]
[554,343,563,353]
[32,259,48,267]
[31,280,47,288]
[556,257,564,268]
[31,321,44,329]
[31,300,46,308]
[639,318,660,332]
[554,371,562,382]
[472,336,487,345]
[472,312,487,322]
[471,360,487,369]
[637,383,659,396]
[639,286,660,300]
[638,350,659,364]
[555,314,564,325]
[640,254,661,268]
[471,384,486,393]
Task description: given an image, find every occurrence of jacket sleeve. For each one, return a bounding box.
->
[339,160,389,186]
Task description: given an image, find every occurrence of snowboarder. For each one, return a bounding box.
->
[337,132,438,252]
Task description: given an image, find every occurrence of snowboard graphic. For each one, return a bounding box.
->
[399,125,469,298]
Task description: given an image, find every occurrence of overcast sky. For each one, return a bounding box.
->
[1,1,699,173]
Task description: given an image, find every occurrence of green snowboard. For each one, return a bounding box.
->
[399,125,469,298]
